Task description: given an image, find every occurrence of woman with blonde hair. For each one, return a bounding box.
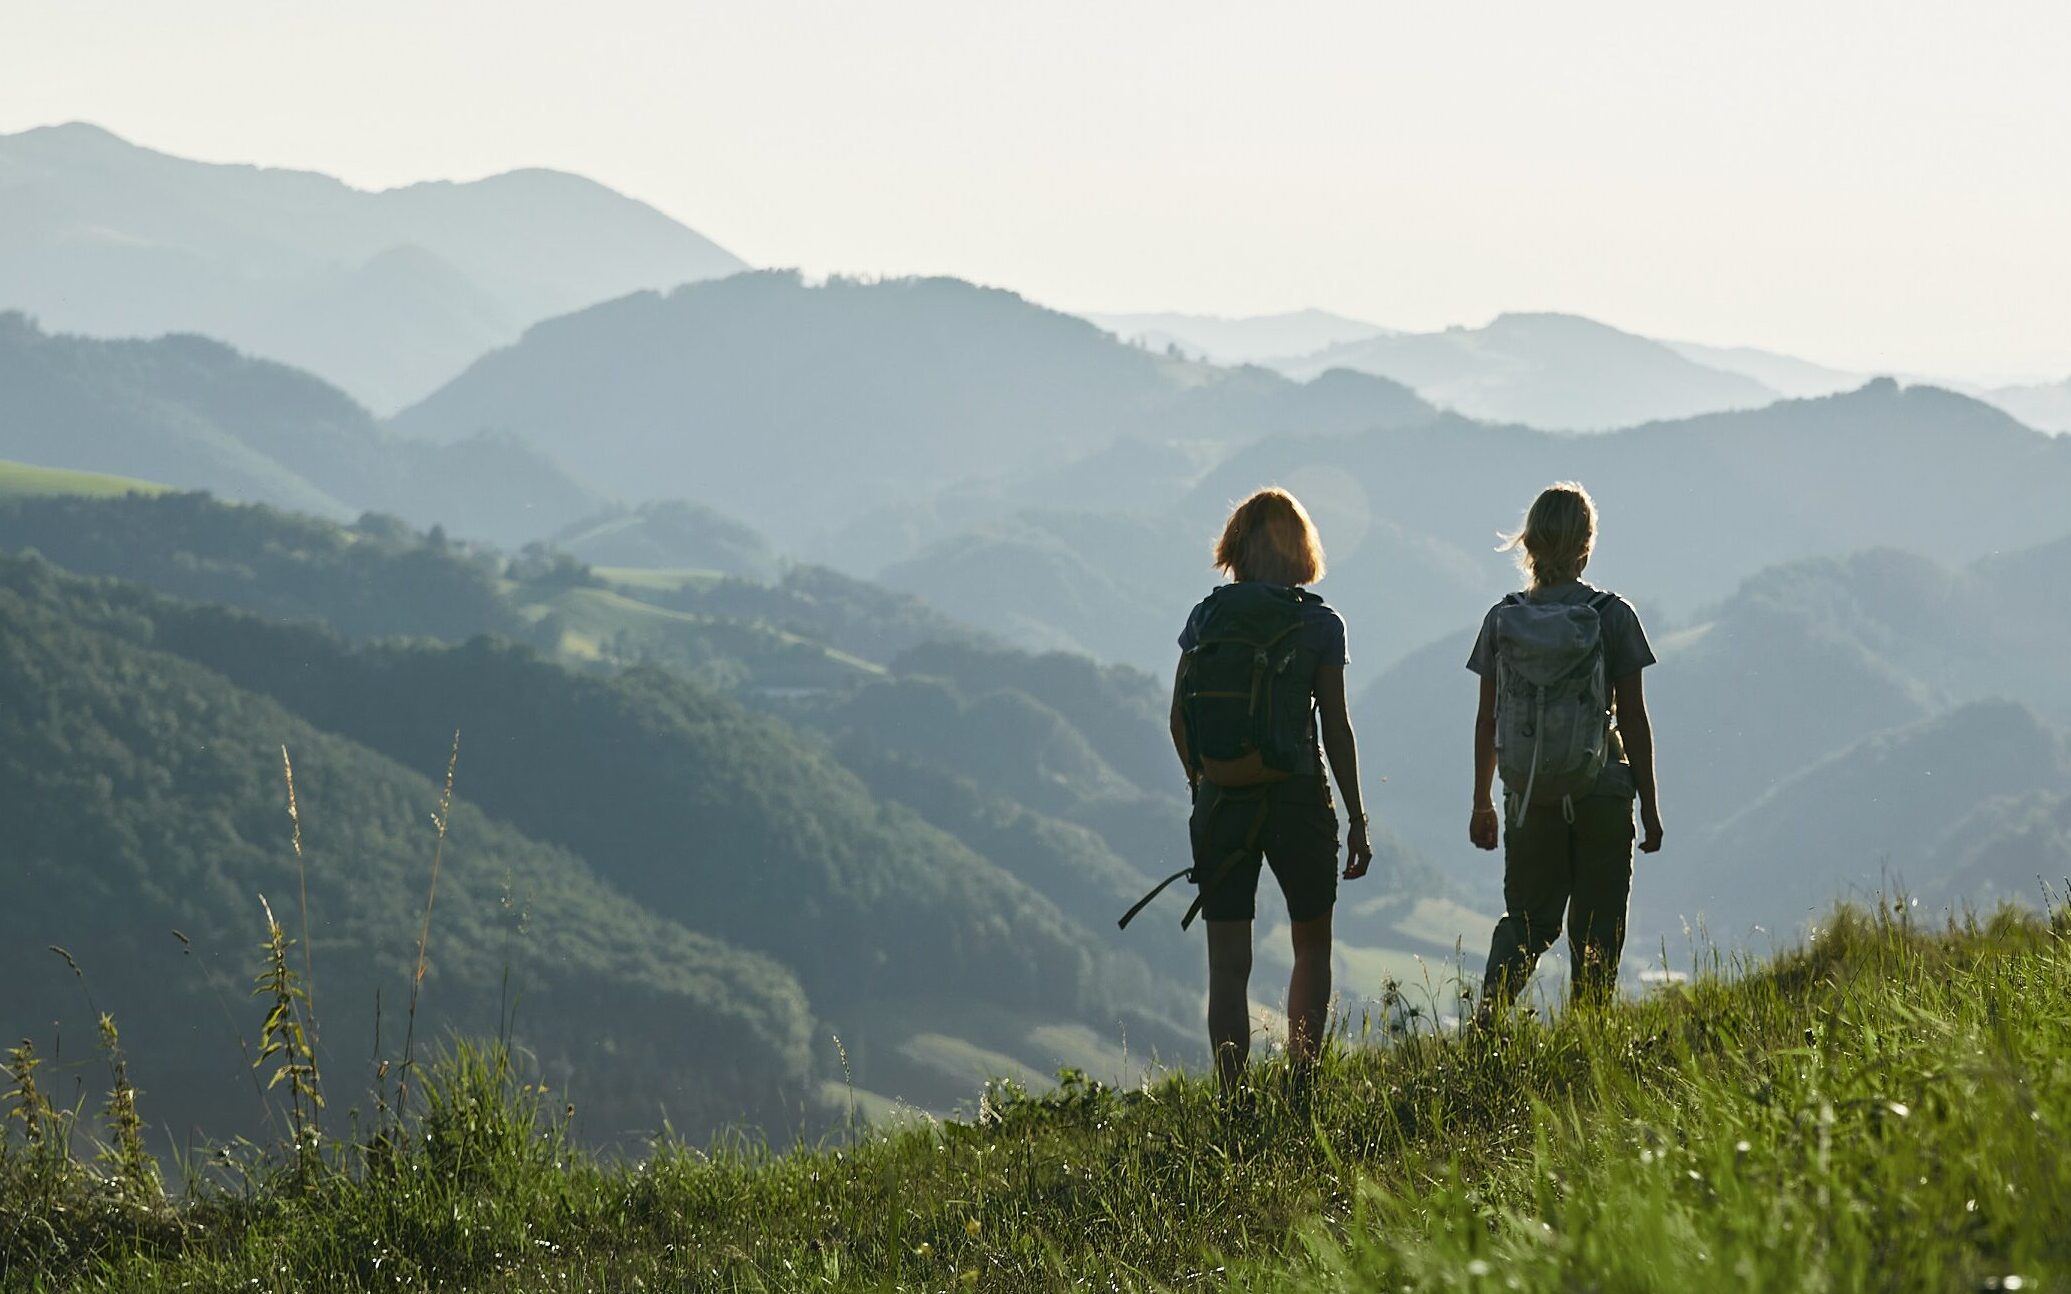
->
[1161,487,1373,1095]
[1467,481,1664,1012]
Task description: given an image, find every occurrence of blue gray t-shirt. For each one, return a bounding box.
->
[1179,584,1348,774]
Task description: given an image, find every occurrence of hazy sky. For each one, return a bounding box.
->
[6,1,2070,380]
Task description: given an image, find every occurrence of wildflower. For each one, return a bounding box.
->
[966,1218,983,1237]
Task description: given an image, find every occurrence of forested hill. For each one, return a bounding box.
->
[0,314,601,544]
[0,491,525,642]
[0,554,816,1142]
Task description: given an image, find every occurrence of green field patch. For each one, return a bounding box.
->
[814,1080,931,1130]
[0,458,168,500]
[519,583,884,684]
[894,1033,1053,1093]
[594,565,728,594]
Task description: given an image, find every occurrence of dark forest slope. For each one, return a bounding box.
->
[0,556,813,1145]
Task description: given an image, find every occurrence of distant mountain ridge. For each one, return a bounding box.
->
[1082,308,1392,364]
[882,378,2071,683]
[1979,376,2071,433]
[1349,533,2071,958]
[395,271,1441,551]
[1274,311,1782,430]
[0,122,746,410]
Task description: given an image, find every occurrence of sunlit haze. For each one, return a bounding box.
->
[6,0,2070,380]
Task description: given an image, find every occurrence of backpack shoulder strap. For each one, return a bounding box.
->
[1586,590,1617,612]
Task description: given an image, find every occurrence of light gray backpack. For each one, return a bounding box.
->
[1492,590,1617,826]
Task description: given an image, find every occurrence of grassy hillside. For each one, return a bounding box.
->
[7,905,2065,1289]
[0,459,166,499]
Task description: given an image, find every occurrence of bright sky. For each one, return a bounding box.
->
[6,0,2070,380]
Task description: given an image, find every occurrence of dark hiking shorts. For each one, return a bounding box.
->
[1189,776,1339,923]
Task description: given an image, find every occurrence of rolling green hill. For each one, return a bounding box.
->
[0,490,933,693]
[0,313,603,544]
[0,491,527,643]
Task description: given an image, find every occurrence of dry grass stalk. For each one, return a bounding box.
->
[280,745,318,1056]
[396,729,461,1120]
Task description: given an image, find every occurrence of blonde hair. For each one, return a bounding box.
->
[1214,487,1326,586]
[1500,481,1597,589]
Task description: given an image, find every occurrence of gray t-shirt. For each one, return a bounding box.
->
[1465,581,1656,681]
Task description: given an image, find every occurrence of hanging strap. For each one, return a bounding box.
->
[1117,867,1191,930]
[1117,791,1274,931]
[1511,685,1546,829]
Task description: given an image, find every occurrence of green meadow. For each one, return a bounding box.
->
[5,902,2064,1291]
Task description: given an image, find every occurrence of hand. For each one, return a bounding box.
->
[1469,803,1501,851]
[1639,805,1665,854]
[1343,821,1374,881]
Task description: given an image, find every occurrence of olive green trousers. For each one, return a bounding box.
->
[1480,782,1637,1010]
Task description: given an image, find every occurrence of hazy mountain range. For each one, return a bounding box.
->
[1974,377,2071,433]
[1084,308,2070,432]
[883,378,2071,681]
[1085,308,1392,364]
[0,122,745,411]
[1354,535,2071,958]
[392,270,1441,554]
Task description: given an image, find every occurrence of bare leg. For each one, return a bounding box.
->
[1205,920,1254,1091]
[1287,912,1333,1075]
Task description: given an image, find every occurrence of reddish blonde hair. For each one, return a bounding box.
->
[1214,488,1326,586]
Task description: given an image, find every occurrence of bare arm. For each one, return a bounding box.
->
[1470,673,1500,849]
[1313,665,1374,880]
[1612,670,1663,853]
[1169,658,1195,793]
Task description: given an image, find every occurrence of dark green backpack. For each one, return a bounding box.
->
[1118,583,1318,932]
[1179,583,1316,788]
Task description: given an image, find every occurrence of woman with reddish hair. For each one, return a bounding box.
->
[1166,487,1373,1095]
